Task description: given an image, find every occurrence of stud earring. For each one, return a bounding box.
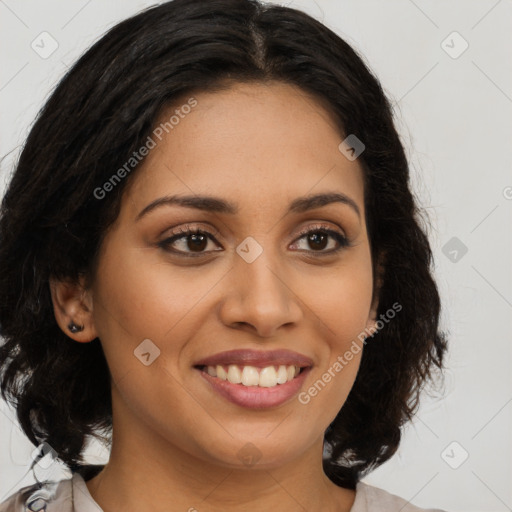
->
[68,322,84,333]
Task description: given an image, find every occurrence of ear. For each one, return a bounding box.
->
[49,276,98,343]
[364,252,385,333]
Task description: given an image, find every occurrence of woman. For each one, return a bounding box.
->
[0,0,448,510]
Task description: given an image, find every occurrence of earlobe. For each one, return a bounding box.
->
[49,276,98,343]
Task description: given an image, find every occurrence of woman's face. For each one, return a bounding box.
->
[87,81,378,468]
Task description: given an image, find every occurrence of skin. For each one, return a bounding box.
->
[50,81,380,512]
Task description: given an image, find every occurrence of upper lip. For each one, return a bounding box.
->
[194,349,313,368]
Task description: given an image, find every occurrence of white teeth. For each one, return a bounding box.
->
[276,365,288,384]
[241,366,259,386]
[227,364,242,384]
[205,364,302,387]
[216,365,227,380]
[259,366,277,387]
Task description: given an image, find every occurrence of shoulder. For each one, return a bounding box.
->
[352,481,448,512]
[0,468,103,512]
[1,473,448,512]
[0,478,72,512]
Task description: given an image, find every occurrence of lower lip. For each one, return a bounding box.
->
[197,367,310,409]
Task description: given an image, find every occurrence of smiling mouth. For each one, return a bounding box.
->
[197,364,305,388]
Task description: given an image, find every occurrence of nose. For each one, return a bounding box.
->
[218,248,303,338]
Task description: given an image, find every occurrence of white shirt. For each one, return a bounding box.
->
[0,472,447,511]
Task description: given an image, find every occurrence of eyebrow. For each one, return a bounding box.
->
[135,191,361,221]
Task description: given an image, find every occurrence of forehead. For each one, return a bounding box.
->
[123,81,365,220]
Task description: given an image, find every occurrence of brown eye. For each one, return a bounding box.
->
[183,233,208,252]
[306,231,329,251]
[158,227,221,256]
[291,226,350,254]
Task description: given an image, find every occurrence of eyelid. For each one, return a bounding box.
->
[158,221,350,257]
[294,222,346,240]
[159,222,221,239]
[157,224,222,257]
[160,221,345,241]
[290,223,350,254]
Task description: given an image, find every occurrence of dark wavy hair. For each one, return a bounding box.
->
[0,0,447,489]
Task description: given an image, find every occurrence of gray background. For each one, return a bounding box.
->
[1,1,511,511]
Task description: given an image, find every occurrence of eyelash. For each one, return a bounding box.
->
[158,223,350,258]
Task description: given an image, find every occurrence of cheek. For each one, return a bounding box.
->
[294,254,372,416]
[90,245,214,439]
[90,243,221,373]
[298,253,374,341]
[297,275,368,430]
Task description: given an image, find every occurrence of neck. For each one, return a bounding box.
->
[85,394,356,512]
